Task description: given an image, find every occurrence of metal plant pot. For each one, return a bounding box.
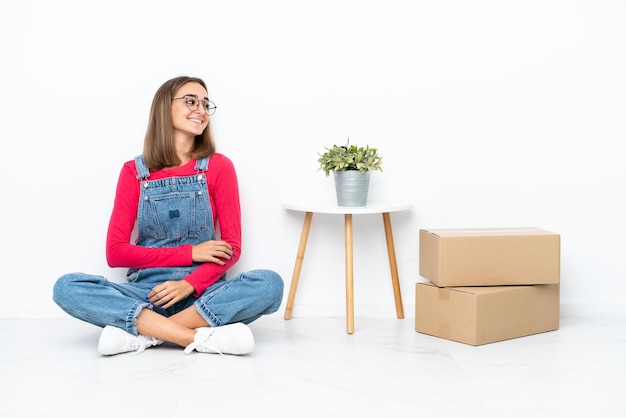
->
[333,170,371,207]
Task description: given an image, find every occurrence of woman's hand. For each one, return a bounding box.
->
[148,280,195,309]
[192,240,233,265]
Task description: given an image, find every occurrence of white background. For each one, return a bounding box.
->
[1,0,624,318]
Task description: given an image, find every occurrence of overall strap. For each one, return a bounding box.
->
[135,155,209,179]
[134,155,150,180]
[194,157,210,171]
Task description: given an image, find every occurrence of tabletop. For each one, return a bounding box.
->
[281,200,413,215]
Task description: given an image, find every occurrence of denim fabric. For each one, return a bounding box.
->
[136,155,214,249]
[53,156,283,335]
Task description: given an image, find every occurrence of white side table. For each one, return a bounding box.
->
[282,200,413,334]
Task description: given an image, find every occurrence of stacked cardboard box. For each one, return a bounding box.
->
[415,227,560,345]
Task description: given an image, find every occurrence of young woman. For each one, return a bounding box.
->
[53,76,283,356]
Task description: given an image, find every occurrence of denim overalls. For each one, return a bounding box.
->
[53,156,283,336]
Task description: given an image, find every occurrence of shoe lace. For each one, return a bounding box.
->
[184,329,224,355]
[129,335,160,355]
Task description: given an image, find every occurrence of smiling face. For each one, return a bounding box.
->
[171,82,210,140]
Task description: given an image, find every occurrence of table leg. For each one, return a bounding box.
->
[382,212,404,319]
[345,214,354,334]
[284,211,313,320]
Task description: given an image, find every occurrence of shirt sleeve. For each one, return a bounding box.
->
[105,161,192,268]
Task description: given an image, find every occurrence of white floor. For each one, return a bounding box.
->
[1,305,625,418]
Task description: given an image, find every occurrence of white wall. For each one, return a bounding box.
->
[1,0,624,319]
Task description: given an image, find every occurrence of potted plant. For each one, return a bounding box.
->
[318,138,383,206]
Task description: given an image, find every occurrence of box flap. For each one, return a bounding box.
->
[419,281,534,297]
[423,227,557,237]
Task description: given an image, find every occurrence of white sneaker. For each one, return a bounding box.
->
[98,325,163,356]
[184,323,255,355]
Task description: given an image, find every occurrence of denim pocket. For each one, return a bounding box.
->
[141,191,208,240]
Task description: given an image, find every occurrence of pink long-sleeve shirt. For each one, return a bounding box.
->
[105,153,241,296]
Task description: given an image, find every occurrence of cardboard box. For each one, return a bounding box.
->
[415,282,560,345]
[419,227,560,287]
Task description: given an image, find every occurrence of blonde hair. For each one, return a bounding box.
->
[143,76,216,170]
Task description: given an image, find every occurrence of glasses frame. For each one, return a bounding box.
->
[172,95,217,116]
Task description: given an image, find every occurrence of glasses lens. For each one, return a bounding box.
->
[185,97,199,110]
[207,101,216,116]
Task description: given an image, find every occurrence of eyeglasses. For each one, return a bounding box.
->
[172,95,217,115]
